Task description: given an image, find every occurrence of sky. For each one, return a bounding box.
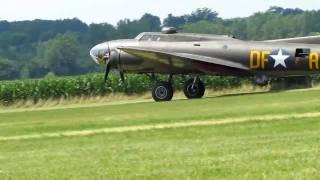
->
[0,0,319,25]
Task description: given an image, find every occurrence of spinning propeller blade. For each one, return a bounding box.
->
[120,71,125,84]
[104,62,111,82]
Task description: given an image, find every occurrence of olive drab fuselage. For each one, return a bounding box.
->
[90,31,320,78]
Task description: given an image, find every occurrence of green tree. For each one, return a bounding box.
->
[1,7,320,80]
[37,33,80,76]
[87,23,117,44]
[139,13,161,32]
[163,14,187,27]
[187,8,219,23]
[182,20,227,35]
[0,59,18,80]
[117,13,161,39]
[163,8,219,28]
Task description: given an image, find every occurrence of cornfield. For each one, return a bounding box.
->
[0,73,246,105]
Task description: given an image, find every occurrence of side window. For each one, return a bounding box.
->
[151,35,161,41]
[158,35,170,41]
[140,35,162,41]
[140,35,152,41]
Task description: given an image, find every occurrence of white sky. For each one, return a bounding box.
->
[0,0,319,25]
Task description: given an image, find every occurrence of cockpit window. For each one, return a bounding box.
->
[139,35,162,41]
[154,36,161,41]
[136,33,230,42]
[140,35,151,41]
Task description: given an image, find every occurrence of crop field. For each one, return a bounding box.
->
[0,74,244,105]
[0,88,320,179]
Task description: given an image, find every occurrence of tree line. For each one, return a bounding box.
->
[0,7,320,80]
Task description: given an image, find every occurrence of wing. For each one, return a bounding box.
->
[119,46,250,75]
[265,35,320,44]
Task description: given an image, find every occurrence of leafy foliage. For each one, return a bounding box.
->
[36,33,80,76]
[0,8,320,81]
[0,74,245,104]
[0,59,18,80]
[163,8,219,27]
[0,7,320,103]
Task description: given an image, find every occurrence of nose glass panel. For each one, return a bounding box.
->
[89,43,109,64]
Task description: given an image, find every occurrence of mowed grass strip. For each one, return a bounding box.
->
[0,117,319,179]
[0,89,319,179]
[0,111,320,141]
[1,89,320,137]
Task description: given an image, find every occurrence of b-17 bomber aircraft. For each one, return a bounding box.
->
[90,27,320,102]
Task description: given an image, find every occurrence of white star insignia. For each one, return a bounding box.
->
[270,49,290,68]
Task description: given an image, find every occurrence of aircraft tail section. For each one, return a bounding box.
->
[266,35,320,44]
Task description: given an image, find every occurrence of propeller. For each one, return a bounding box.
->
[104,61,111,82]
[103,50,126,84]
[120,71,125,84]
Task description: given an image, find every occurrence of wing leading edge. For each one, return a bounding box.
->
[266,35,320,44]
[119,46,250,75]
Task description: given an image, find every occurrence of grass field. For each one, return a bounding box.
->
[0,88,319,179]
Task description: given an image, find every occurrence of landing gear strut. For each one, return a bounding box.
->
[183,77,206,99]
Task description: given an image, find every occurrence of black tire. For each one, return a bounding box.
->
[183,79,205,99]
[152,81,174,102]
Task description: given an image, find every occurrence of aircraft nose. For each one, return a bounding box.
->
[89,42,109,64]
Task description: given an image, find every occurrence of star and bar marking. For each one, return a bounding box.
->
[250,49,293,69]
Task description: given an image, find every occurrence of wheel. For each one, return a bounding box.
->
[152,81,174,102]
[183,79,205,99]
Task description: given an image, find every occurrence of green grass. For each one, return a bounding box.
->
[0,89,320,179]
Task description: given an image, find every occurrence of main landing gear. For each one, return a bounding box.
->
[183,78,205,99]
[150,74,206,102]
[152,81,174,102]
